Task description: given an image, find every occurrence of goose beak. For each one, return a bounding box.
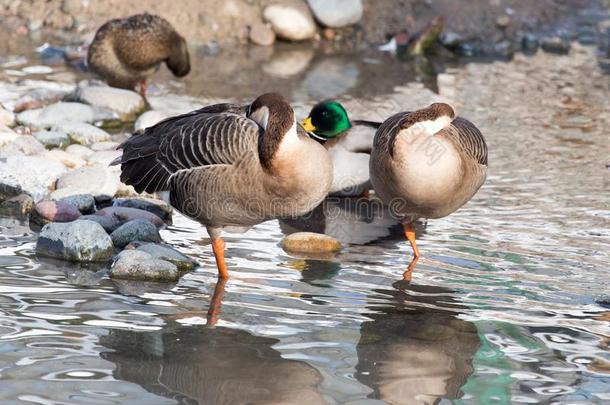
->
[301,117,316,132]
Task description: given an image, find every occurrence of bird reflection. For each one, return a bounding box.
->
[356,282,480,404]
[100,320,324,405]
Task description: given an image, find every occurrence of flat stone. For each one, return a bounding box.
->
[133,110,172,132]
[17,102,115,128]
[126,241,197,272]
[110,219,161,248]
[95,206,164,227]
[0,194,34,216]
[56,122,111,145]
[30,199,82,225]
[55,165,119,201]
[308,0,362,28]
[110,249,179,282]
[55,193,95,214]
[36,220,114,262]
[65,144,93,159]
[0,135,46,156]
[78,85,145,121]
[113,197,172,223]
[0,155,67,201]
[0,105,15,127]
[33,131,70,148]
[281,232,342,253]
[263,1,316,41]
[79,214,121,233]
[44,149,87,169]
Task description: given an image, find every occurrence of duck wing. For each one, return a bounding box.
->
[113,103,259,194]
[448,117,488,166]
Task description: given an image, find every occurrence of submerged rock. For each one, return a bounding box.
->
[36,220,114,262]
[113,197,173,223]
[0,194,34,216]
[78,85,145,121]
[281,232,342,253]
[308,0,363,28]
[31,199,82,225]
[126,241,197,272]
[263,1,316,41]
[0,155,67,201]
[110,249,179,282]
[110,219,161,248]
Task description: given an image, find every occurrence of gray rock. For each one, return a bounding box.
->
[36,220,114,262]
[79,214,121,233]
[0,155,67,201]
[440,31,464,49]
[521,33,539,52]
[307,0,362,28]
[55,165,119,201]
[134,110,172,132]
[77,85,145,121]
[33,131,70,148]
[541,37,570,54]
[263,1,316,41]
[56,193,95,214]
[110,219,161,248]
[56,122,111,145]
[0,135,46,156]
[110,249,179,282]
[0,194,34,216]
[17,102,115,128]
[113,197,173,223]
[126,241,197,272]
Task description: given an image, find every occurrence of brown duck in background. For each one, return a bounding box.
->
[87,13,190,97]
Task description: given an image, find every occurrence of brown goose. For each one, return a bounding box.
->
[369,103,487,279]
[87,13,190,97]
[112,93,333,279]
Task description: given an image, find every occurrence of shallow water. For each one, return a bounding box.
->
[2,23,610,405]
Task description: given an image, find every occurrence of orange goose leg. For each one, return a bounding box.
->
[402,223,421,281]
[211,237,229,280]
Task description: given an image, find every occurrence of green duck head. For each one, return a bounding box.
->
[301,100,351,141]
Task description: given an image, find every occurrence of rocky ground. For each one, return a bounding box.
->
[0,0,608,56]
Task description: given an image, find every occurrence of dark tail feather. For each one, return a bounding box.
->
[111,133,171,194]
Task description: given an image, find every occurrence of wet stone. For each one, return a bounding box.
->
[281,232,342,253]
[541,37,571,54]
[55,193,96,214]
[113,197,173,223]
[110,249,179,282]
[126,241,197,272]
[79,214,121,233]
[110,219,161,248]
[95,206,164,227]
[30,199,82,225]
[521,33,539,52]
[0,194,34,216]
[36,220,114,262]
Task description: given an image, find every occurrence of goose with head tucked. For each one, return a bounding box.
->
[369,103,487,279]
[87,13,190,98]
[112,93,333,279]
[302,100,381,197]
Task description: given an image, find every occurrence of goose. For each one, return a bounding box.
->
[112,93,333,279]
[369,103,487,279]
[87,13,190,97]
[301,101,380,197]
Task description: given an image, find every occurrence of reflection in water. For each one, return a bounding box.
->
[100,323,325,405]
[356,284,480,405]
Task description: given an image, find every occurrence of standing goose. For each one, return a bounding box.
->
[301,101,380,196]
[112,93,333,279]
[87,13,190,97]
[369,103,487,279]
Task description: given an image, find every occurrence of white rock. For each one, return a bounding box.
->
[78,85,145,120]
[134,110,172,132]
[55,164,119,200]
[90,141,120,151]
[33,130,71,148]
[263,1,316,41]
[0,135,46,156]
[65,144,94,160]
[17,102,115,128]
[0,129,18,148]
[307,0,363,28]
[44,149,87,169]
[0,105,15,127]
[0,155,67,201]
[56,122,111,145]
[86,150,121,167]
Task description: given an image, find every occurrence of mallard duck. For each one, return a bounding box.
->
[112,93,333,279]
[369,103,487,278]
[87,13,190,97]
[301,101,380,196]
